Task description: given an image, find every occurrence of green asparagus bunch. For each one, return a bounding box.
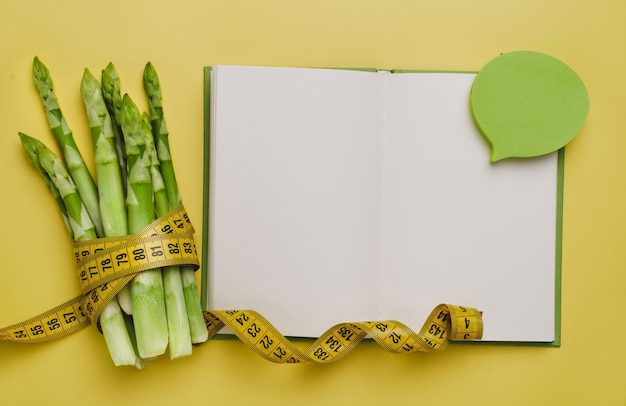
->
[21,57,207,367]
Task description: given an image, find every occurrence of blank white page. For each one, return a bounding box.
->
[208,66,385,337]
[380,73,557,342]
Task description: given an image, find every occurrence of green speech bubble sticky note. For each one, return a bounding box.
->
[470,51,589,161]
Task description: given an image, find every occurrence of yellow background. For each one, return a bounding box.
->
[1,1,624,404]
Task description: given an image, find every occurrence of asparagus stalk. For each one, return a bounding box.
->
[89,65,132,315]
[36,141,97,242]
[143,112,193,359]
[80,69,141,368]
[120,93,169,359]
[99,298,142,368]
[18,133,73,239]
[81,69,128,238]
[101,64,134,315]
[101,62,128,192]
[32,57,104,238]
[143,113,170,218]
[144,62,208,344]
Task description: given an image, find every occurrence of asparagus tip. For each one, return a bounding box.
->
[18,132,41,168]
[32,56,49,78]
[102,62,119,80]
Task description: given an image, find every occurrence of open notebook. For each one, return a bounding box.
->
[202,65,562,344]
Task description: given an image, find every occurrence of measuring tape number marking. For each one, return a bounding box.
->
[0,205,199,342]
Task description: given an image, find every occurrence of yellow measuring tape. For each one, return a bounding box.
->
[204,305,483,364]
[0,205,483,362]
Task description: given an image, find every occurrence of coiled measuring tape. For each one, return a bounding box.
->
[204,305,483,364]
[0,205,483,362]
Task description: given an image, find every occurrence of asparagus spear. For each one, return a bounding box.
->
[19,133,138,366]
[120,94,169,359]
[18,133,73,239]
[143,112,193,359]
[85,66,132,315]
[81,69,128,238]
[143,113,170,218]
[144,62,208,344]
[101,62,128,192]
[36,140,97,242]
[101,64,134,315]
[32,57,104,238]
[80,69,141,368]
